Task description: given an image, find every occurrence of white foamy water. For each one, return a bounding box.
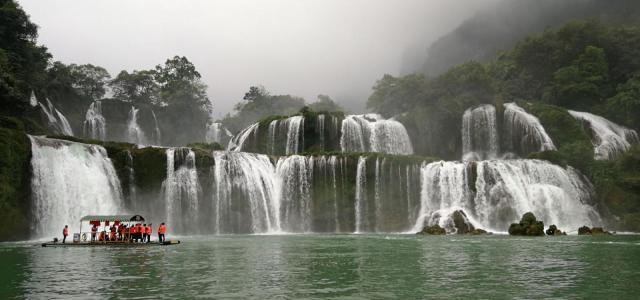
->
[569,110,639,160]
[29,136,123,239]
[462,104,499,160]
[503,103,556,154]
[83,101,106,140]
[126,106,147,145]
[340,114,413,155]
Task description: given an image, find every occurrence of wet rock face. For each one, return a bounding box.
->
[508,212,545,236]
[452,210,474,234]
[418,224,446,235]
[578,226,592,235]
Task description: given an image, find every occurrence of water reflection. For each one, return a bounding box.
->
[1,235,639,299]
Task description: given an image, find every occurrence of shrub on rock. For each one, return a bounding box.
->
[545,224,566,235]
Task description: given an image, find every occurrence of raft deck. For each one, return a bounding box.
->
[41,240,180,247]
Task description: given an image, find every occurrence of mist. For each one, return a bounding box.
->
[18,0,496,117]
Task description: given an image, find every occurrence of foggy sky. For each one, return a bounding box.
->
[19,0,496,118]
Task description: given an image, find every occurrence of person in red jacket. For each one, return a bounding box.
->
[146,224,152,243]
[158,223,166,243]
[62,225,69,243]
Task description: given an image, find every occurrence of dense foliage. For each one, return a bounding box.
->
[220,86,344,133]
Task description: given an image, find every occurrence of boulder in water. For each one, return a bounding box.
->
[452,210,474,234]
[508,212,544,236]
[469,228,490,235]
[578,226,592,235]
[418,225,446,235]
[591,227,611,235]
[545,224,566,236]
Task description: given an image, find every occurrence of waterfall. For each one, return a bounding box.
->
[162,148,201,234]
[276,155,313,232]
[462,104,499,160]
[340,114,413,155]
[317,114,326,151]
[354,156,367,233]
[29,136,123,239]
[151,110,162,145]
[328,156,340,232]
[38,98,74,136]
[206,122,232,145]
[212,151,281,234]
[83,101,106,140]
[503,103,556,155]
[227,123,259,151]
[412,159,600,233]
[29,91,38,107]
[284,116,304,155]
[126,106,147,145]
[569,110,639,160]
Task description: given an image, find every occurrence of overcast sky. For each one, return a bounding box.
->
[19,0,495,118]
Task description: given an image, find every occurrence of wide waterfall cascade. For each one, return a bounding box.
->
[212,151,281,233]
[412,159,601,233]
[276,155,314,232]
[340,114,413,155]
[503,103,556,155]
[206,122,232,144]
[462,104,499,160]
[569,110,639,160]
[162,148,201,234]
[29,136,123,239]
[83,101,106,140]
[126,106,147,145]
[38,98,74,136]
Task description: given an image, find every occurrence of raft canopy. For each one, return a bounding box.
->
[80,215,145,222]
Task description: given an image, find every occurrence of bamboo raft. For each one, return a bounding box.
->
[41,240,180,247]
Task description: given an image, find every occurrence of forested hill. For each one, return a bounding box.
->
[370,20,640,231]
[406,0,640,76]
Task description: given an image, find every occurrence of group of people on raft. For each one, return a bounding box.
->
[62,223,167,243]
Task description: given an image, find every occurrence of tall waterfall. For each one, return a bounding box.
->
[151,110,162,145]
[38,98,74,136]
[126,106,147,145]
[83,101,106,140]
[276,155,313,232]
[162,148,201,234]
[206,122,232,145]
[340,114,413,155]
[462,104,499,160]
[503,103,556,155]
[569,110,639,160]
[212,151,281,233]
[29,136,123,238]
[412,159,600,233]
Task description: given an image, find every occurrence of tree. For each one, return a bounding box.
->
[606,74,640,130]
[308,94,344,113]
[0,0,51,115]
[110,70,159,105]
[367,73,427,117]
[69,64,110,100]
[543,45,610,109]
[154,56,208,107]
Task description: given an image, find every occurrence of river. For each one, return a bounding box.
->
[1,234,639,299]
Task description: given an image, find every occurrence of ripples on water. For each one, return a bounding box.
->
[1,235,639,299]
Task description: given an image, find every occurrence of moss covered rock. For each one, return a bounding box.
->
[545,224,566,236]
[508,212,545,236]
[417,224,446,235]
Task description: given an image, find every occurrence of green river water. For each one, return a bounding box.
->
[1,234,639,299]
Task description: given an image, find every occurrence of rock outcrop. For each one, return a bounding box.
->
[508,212,545,236]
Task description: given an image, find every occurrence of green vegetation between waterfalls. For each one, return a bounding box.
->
[0,128,31,240]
